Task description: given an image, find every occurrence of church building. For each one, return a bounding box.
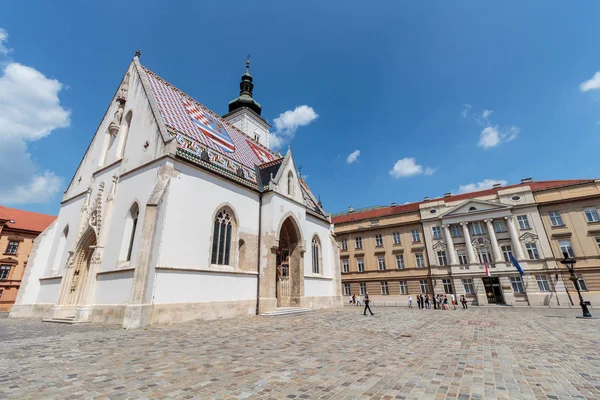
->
[10,52,342,328]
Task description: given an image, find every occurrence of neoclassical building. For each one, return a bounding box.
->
[10,53,342,328]
[333,179,600,307]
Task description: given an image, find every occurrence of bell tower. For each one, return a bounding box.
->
[222,58,271,148]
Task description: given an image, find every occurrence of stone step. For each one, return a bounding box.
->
[260,307,312,317]
[42,317,89,325]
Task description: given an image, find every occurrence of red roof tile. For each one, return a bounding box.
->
[332,180,593,225]
[0,206,56,233]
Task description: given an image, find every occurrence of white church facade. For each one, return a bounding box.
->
[10,53,342,328]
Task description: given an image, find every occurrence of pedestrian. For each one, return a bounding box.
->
[352,294,356,305]
[461,294,468,309]
[349,294,354,305]
[451,293,456,310]
[356,294,362,306]
[408,295,413,309]
[363,292,374,316]
[426,294,431,309]
[443,295,449,310]
[417,294,422,309]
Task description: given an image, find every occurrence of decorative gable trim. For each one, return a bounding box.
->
[519,232,538,243]
[432,241,446,251]
[0,257,18,265]
[440,199,512,218]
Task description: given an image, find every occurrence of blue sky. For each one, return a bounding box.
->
[2,1,600,216]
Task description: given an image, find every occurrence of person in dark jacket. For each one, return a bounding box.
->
[363,292,374,316]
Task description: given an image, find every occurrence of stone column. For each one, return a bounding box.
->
[442,224,458,265]
[505,216,525,260]
[485,219,503,263]
[461,222,477,264]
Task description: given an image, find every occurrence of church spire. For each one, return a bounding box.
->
[228,57,262,116]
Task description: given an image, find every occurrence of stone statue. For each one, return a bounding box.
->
[117,72,130,102]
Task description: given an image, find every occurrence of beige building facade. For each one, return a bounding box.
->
[333,179,600,308]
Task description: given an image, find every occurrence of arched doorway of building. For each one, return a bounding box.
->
[62,228,97,307]
[276,217,303,307]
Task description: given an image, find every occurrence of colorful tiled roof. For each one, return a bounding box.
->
[142,66,279,185]
[0,206,56,233]
[332,179,593,225]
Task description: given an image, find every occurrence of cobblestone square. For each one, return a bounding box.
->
[1,307,599,399]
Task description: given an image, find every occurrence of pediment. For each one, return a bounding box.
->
[0,257,18,265]
[519,232,538,243]
[432,241,446,250]
[440,199,511,218]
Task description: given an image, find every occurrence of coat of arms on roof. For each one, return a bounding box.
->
[182,97,236,153]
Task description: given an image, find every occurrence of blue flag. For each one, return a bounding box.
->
[510,254,524,276]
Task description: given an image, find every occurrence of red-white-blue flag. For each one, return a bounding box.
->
[182,98,235,153]
[484,261,492,277]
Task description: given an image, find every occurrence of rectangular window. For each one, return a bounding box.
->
[536,275,550,292]
[477,248,491,264]
[399,280,408,294]
[375,234,383,247]
[415,253,424,268]
[419,279,429,294]
[0,289,3,298]
[377,256,386,271]
[442,278,453,294]
[549,211,564,227]
[501,245,513,262]
[355,237,362,249]
[343,283,351,296]
[342,259,349,273]
[359,282,366,295]
[5,241,19,255]
[457,249,468,265]
[411,230,421,242]
[526,243,540,260]
[493,220,507,233]
[517,215,531,230]
[432,226,442,240]
[559,240,575,258]
[437,251,447,266]
[381,281,389,295]
[471,222,485,235]
[596,237,600,249]
[392,232,401,244]
[395,254,404,269]
[573,274,588,291]
[451,225,463,238]
[0,265,11,280]
[357,258,365,272]
[584,207,600,223]
[341,239,347,251]
[462,278,475,294]
[510,276,525,293]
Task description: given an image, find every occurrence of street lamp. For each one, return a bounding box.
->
[560,257,592,318]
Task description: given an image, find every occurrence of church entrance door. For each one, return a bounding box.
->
[276,217,302,308]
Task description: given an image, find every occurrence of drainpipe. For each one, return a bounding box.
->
[255,191,263,315]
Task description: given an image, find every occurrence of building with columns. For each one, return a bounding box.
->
[10,53,342,328]
[333,178,600,308]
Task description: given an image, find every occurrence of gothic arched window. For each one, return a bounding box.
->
[312,236,321,274]
[211,208,233,265]
[287,172,294,196]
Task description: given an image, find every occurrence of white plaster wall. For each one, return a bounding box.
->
[157,161,259,268]
[45,195,85,277]
[94,270,134,304]
[153,270,257,304]
[304,278,333,297]
[226,113,270,149]
[99,162,164,272]
[37,279,62,304]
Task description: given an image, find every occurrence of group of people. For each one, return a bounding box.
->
[348,293,363,306]
[347,293,374,315]
[409,294,469,310]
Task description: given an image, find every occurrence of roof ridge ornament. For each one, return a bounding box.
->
[135,49,141,59]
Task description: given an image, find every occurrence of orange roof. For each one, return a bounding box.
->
[332,179,593,225]
[0,206,56,233]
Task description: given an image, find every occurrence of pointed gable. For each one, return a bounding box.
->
[440,199,511,218]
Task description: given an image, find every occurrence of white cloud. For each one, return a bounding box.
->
[346,149,360,164]
[478,125,520,149]
[0,28,9,55]
[456,179,507,194]
[389,157,435,178]
[0,31,70,204]
[580,71,600,92]
[461,104,471,118]
[270,105,318,149]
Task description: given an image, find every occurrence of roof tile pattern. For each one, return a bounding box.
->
[0,206,56,233]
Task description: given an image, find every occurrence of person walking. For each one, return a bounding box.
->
[443,295,448,310]
[363,292,374,316]
[408,295,413,309]
[427,294,432,309]
[461,294,468,309]
[451,293,456,310]
[417,294,422,309]
[350,294,354,305]
[356,294,362,306]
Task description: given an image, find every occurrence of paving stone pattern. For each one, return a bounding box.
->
[1,307,599,399]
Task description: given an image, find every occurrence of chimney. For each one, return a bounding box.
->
[423,196,429,201]
[348,206,354,213]
[444,192,452,197]
[521,177,533,184]
[391,202,397,207]
[492,183,502,188]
